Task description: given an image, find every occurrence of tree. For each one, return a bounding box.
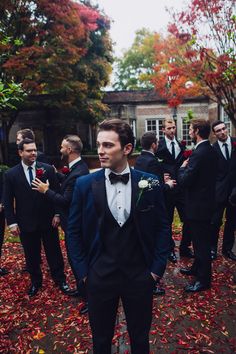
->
[166,0,236,126]
[113,28,157,90]
[0,0,113,161]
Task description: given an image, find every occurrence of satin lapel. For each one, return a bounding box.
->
[130,169,140,214]
[91,170,106,225]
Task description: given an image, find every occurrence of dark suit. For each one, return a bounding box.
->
[67,168,171,354]
[178,141,218,285]
[156,138,190,251]
[4,162,66,287]
[44,159,89,295]
[211,138,236,253]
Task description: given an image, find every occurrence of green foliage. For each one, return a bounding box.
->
[184,109,194,123]
[113,28,156,90]
[0,164,9,173]
[0,81,26,110]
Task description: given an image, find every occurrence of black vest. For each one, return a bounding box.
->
[92,200,147,278]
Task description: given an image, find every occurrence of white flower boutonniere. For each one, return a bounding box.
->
[136,177,159,206]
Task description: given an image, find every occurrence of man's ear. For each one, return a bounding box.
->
[123,143,133,156]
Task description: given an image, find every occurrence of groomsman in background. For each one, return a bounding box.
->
[32,135,89,309]
[210,121,236,261]
[4,139,72,297]
[156,118,193,262]
[178,119,218,292]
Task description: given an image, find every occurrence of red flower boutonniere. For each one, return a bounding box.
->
[232,141,236,150]
[181,140,187,147]
[183,150,193,159]
[61,166,70,175]
[36,167,46,179]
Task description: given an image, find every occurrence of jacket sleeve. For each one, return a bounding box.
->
[45,177,75,208]
[178,152,201,187]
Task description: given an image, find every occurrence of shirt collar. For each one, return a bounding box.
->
[21,161,36,171]
[165,136,177,146]
[195,139,208,149]
[142,149,155,156]
[69,156,81,169]
[218,136,231,148]
[105,164,130,181]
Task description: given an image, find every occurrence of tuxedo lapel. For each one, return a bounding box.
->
[91,170,106,226]
[130,169,139,213]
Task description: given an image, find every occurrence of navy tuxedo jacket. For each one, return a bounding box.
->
[4,162,59,232]
[67,168,171,280]
[178,141,218,221]
[213,137,236,203]
[156,138,186,179]
[45,159,89,231]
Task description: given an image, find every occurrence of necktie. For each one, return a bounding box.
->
[109,172,129,185]
[28,166,33,185]
[171,141,175,159]
[223,143,230,160]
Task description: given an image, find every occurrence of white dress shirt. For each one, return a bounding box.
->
[218,136,232,159]
[105,165,131,227]
[21,161,36,185]
[165,136,181,158]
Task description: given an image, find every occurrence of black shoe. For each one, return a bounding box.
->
[28,284,41,297]
[153,285,165,296]
[0,267,9,276]
[211,250,217,260]
[180,268,196,276]
[184,281,210,293]
[222,250,236,261]
[58,281,75,295]
[79,302,88,315]
[168,251,177,263]
[179,248,194,258]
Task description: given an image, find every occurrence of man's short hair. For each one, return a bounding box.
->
[163,118,176,128]
[211,120,225,132]
[63,135,83,154]
[191,119,211,139]
[17,128,35,140]
[140,132,157,150]
[98,119,134,154]
[18,138,35,151]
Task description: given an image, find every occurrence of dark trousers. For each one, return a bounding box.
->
[0,211,5,259]
[165,192,191,250]
[20,228,65,286]
[87,269,154,354]
[189,220,211,285]
[211,201,236,253]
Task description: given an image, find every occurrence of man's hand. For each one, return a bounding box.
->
[165,179,177,189]
[9,225,20,237]
[32,178,49,194]
[181,159,189,168]
[52,216,60,228]
[164,173,171,183]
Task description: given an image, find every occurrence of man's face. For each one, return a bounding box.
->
[162,122,176,140]
[16,133,23,145]
[19,143,37,165]
[96,130,132,172]
[189,124,198,144]
[213,123,228,142]
[60,139,71,160]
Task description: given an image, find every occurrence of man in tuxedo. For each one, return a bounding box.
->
[178,119,218,292]
[32,135,89,306]
[210,121,236,261]
[156,118,192,261]
[135,131,176,296]
[67,119,171,354]
[4,139,72,297]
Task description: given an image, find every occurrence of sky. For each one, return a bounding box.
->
[93,0,187,57]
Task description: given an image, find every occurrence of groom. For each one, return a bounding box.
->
[67,119,171,353]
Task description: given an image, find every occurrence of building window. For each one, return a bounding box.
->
[145,119,164,139]
[181,118,192,146]
[130,119,136,138]
[220,106,232,135]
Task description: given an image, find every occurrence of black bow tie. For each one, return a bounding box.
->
[109,172,129,185]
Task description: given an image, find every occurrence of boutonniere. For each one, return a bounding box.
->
[136,177,159,206]
[157,158,163,162]
[61,166,70,175]
[183,150,193,159]
[232,141,236,150]
[181,140,187,147]
[35,167,46,179]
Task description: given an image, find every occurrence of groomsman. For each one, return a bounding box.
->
[32,135,89,303]
[178,119,218,292]
[4,139,72,297]
[210,121,236,260]
[67,119,171,353]
[156,118,192,261]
